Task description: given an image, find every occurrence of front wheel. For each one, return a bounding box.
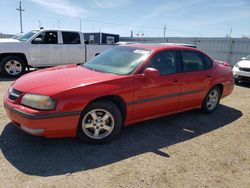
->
[202,86,221,114]
[77,100,123,144]
[0,56,26,78]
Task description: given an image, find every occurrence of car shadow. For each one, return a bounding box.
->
[0,104,242,177]
[235,81,250,88]
[0,74,16,82]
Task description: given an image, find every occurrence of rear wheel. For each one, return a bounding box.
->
[77,100,123,144]
[0,56,26,78]
[202,86,221,114]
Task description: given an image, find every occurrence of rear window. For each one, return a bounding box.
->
[202,54,213,68]
[181,51,212,72]
[62,32,80,44]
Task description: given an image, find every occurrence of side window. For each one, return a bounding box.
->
[106,36,114,44]
[181,51,208,72]
[36,31,58,44]
[89,35,95,44]
[147,51,178,75]
[62,32,80,44]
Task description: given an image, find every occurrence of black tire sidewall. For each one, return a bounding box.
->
[202,86,221,114]
[77,100,123,144]
[0,56,26,78]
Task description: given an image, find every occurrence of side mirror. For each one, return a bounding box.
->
[32,37,42,44]
[241,57,246,60]
[144,68,160,78]
[84,40,89,45]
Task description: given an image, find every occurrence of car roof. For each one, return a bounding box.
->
[124,43,199,52]
[38,28,81,32]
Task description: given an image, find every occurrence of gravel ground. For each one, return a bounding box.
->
[0,74,250,188]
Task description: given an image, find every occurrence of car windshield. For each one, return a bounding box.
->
[82,46,151,75]
[246,55,250,60]
[16,30,39,42]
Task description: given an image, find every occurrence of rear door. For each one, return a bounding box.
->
[179,50,214,109]
[132,50,182,120]
[61,32,84,64]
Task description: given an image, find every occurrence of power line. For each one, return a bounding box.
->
[16,1,25,33]
[7,3,204,37]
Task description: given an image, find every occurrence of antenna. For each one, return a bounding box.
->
[16,1,25,33]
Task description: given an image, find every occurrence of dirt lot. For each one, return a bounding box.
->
[0,74,250,188]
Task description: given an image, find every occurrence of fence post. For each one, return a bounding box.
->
[227,38,235,66]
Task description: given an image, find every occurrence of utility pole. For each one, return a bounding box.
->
[163,24,166,38]
[38,20,41,28]
[229,28,232,38]
[79,18,82,32]
[16,1,25,33]
[57,19,60,28]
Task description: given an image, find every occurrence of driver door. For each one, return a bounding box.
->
[29,31,62,67]
[132,50,182,121]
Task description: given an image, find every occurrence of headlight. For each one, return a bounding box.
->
[21,94,56,110]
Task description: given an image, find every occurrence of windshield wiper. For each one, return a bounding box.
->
[83,65,107,73]
[83,66,95,71]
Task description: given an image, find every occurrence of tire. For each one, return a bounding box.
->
[201,86,221,114]
[77,100,123,144]
[0,56,26,78]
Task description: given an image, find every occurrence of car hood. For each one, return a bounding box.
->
[0,38,20,43]
[237,60,250,68]
[0,39,24,53]
[12,64,121,95]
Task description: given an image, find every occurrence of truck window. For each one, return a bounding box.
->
[35,31,58,44]
[62,32,80,44]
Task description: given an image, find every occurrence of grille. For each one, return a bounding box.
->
[8,88,23,101]
[239,67,250,72]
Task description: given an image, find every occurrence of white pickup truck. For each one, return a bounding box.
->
[0,28,112,77]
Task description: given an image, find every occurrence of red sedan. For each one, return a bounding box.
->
[4,44,234,144]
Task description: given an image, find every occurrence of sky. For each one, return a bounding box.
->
[0,0,249,37]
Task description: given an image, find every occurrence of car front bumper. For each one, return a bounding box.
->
[4,94,81,138]
[233,67,250,82]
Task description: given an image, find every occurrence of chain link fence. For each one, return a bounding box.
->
[120,37,250,66]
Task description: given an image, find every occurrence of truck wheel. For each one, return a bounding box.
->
[77,100,123,144]
[0,56,26,78]
[201,86,221,114]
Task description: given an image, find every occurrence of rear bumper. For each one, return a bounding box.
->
[4,97,81,138]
